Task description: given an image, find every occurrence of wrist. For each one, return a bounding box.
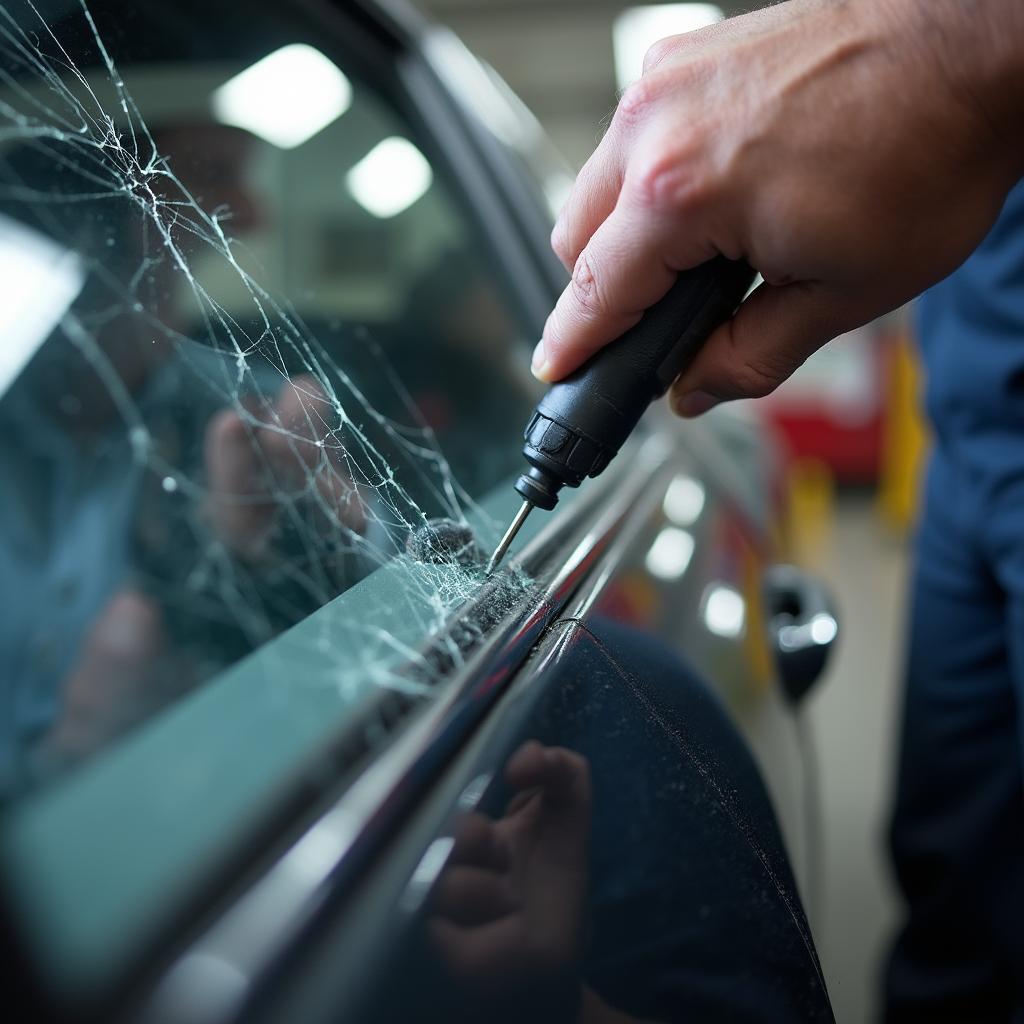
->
[882,0,1024,174]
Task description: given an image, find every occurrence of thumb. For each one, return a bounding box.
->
[669,280,850,417]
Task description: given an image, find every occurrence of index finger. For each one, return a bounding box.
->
[534,188,715,382]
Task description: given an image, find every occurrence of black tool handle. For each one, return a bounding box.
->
[516,256,756,509]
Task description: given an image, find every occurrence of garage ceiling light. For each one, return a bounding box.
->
[346,137,433,219]
[212,44,352,149]
[613,4,723,90]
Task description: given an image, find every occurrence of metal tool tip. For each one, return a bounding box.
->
[485,500,533,575]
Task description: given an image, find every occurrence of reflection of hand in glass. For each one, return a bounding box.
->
[430,741,591,994]
[204,374,367,559]
[45,590,173,761]
[431,741,660,1024]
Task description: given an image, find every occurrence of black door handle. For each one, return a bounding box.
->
[763,565,839,705]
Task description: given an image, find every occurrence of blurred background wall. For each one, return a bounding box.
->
[422,0,755,168]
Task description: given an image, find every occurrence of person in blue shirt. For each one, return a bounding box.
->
[537,0,1024,1019]
[886,179,1024,1021]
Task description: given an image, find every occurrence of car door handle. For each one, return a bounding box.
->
[763,565,839,705]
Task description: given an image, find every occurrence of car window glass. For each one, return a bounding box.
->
[0,0,539,800]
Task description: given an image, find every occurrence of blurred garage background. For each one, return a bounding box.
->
[418,1,929,1021]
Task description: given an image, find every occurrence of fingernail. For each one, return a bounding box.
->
[531,338,549,380]
[672,390,719,418]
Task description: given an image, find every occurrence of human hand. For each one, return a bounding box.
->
[535,0,1024,416]
[429,741,592,995]
[204,374,366,558]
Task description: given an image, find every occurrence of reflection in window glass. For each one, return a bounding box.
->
[0,0,537,796]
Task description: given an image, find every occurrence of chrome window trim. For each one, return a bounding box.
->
[138,432,672,1024]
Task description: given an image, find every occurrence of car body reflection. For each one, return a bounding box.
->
[357,619,832,1023]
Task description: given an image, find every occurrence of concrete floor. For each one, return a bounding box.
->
[804,495,910,1024]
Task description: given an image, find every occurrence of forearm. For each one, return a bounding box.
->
[894,0,1024,172]
[542,0,1023,410]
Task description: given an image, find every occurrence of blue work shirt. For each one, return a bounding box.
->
[917,177,1024,502]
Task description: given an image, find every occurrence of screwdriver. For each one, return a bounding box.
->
[486,256,756,574]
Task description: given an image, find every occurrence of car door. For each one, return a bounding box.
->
[0,1,833,1021]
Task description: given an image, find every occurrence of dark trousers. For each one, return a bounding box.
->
[885,453,1024,1022]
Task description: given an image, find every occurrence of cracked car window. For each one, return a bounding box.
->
[0,0,539,797]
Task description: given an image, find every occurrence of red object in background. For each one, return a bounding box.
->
[757,320,897,485]
[766,405,884,484]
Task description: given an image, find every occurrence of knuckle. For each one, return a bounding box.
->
[731,350,799,399]
[614,78,659,130]
[631,144,705,214]
[642,35,681,74]
[732,363,781,399]
[569,250,607,318]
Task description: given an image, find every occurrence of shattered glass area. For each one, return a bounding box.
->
[0,0,538,796]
